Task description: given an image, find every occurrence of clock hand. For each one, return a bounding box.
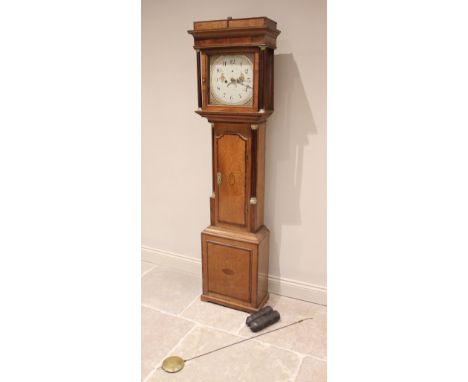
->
[227,78,237,87]
[238,82,253,90]
[235,77,252,89]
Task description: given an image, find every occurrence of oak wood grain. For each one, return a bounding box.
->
[189,17,280,50]
[190,17,278,312]
[216,133,247,226]
[201,226,270,312]
[206,240,252,303]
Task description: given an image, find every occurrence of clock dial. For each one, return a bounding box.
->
[209,54,254,106]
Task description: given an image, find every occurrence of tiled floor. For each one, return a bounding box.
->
[141,261,327,382]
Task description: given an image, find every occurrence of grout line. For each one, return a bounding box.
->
[316,355,327,362]
[251,336,327,363]
[141,304,326,379]
[302,353,327,363]
[140,257,202,279]
[142,323,199,382]
[141,303,248,339]
[141,259,158,266]
[141,263,157,278]
[142,303,187,319]
[140,261,325,306]
[250,337,307,359]
[178,294,201,317]
[289,354,306,382]
[235,318,248,335]
[141,303,326,362]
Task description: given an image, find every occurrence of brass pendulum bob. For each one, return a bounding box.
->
[161,356,185,373]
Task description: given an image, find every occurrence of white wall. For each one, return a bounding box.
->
[142,0,326,302]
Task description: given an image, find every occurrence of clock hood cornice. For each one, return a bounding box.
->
[188,16,280,50]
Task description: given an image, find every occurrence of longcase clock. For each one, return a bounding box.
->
[188,17,280,313]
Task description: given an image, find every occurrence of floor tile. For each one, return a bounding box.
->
[295,357,327,382]
[141,261,156,276]
[141,306,194,381]
[160,325,240,361]
[148,325,301,382]
[270,294,325,324]
[238,295,327,359]
[181,299,249,334]
[141,267,201,314]
[256,308,327,359]
[238,294,324,336]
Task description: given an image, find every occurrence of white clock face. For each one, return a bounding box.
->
[209,54,254,106]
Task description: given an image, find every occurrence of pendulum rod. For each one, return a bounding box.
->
[159,317,315,373]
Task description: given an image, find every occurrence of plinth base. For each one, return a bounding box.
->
[201,292,269,314]
[201,225,270,313]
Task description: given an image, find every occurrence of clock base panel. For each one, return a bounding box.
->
[201,225,270,313]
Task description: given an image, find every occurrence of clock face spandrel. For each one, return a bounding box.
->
[209,54,254,106]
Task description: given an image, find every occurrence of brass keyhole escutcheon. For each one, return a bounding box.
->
[228,172,235,185]
[217,172,222,186]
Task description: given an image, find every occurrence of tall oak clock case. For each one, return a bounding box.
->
[188,17,280,313]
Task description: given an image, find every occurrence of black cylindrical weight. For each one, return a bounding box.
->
[249,310,281,333]
[246,306,273,327]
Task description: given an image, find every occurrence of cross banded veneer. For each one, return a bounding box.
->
[188,17,280,313]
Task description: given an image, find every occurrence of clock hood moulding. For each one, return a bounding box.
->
[189,16,279,117]
[188,16,281,50]
[195,109,273,124]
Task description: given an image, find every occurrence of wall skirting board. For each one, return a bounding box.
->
[141,245,327,306]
